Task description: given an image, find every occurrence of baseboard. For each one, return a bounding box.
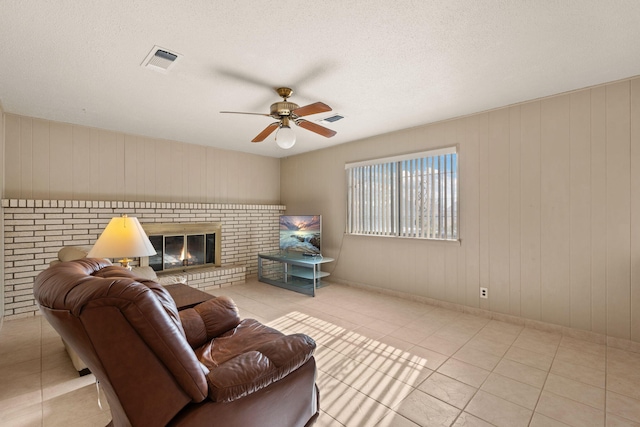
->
[329,278,640,354]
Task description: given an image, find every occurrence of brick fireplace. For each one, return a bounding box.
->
[2,199,284,320]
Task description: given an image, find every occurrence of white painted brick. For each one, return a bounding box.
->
[5,231,35,238]
[14,271,38,280]
[63,219,90,225]
[35,219,64,225]
[4,311,35,320]
[4,278,33,287]
[14,294,35,302]
[64,208,92,214]
[44,225,74,231]
[5,254,35,262]
[72,214,97,219]
[6,208,36,214]
[43,236,66,242]
[63,229,91,235]
[35,230,63,237]
[13,305,39,314]
[3,198,282,315]
[46,213,73,219]
[15,225,45,232]
[12,234,43,244]
[6,300,36,309]
[18,259,44,267]
[34,208,63,214]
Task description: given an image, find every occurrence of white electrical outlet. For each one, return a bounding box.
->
[480,287,488,299]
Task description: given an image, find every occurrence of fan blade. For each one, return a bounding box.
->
[292,102,332,117]
[220,111,271,116]
[216,68,274,89]
[252,122,280,142]
[296,119,337,138]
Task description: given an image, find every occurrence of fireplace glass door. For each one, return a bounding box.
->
[147,233,216,272]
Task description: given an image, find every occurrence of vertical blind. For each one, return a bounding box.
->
[345,147,458,240]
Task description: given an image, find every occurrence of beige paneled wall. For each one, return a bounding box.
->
[0,103,4,320]
[281,76,640,343]
[3,115,281,204]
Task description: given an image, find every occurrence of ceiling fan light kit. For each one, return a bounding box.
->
[276,126,296,149]
[221,87,337,149]
[276,118,296,149]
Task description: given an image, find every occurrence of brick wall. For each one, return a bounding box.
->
[2,199,284,319]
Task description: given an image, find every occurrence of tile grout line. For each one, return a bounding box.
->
[527,334,562,427]
[40,316,45,427]
[450,320,527,427]
[603,344,607,426]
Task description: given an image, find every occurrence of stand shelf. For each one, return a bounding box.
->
[258,252,334,297]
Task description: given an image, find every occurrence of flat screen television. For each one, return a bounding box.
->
[279,215,321,254]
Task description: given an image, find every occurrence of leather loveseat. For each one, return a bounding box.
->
[34,258,319,427]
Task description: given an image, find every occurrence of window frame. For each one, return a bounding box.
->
[345,146,459,242]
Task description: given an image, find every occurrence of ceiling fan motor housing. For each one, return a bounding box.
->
[270,101,299,118]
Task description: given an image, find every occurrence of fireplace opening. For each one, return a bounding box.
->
[142,222,221,273]
[148,233,216,271]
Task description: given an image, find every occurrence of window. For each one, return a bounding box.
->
[345,147,458,240]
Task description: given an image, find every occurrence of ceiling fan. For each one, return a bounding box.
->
[220,87,337,149]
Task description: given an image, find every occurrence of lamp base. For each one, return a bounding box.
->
[118,258,133,270]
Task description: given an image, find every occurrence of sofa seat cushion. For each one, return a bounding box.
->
[195,319,316,402]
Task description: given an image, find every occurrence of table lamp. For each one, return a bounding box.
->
[88,214,156,269]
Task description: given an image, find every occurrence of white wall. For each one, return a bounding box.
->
[281,77,640,343]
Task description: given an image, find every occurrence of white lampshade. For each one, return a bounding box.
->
[276,125,296,149]
[88,214,156,268]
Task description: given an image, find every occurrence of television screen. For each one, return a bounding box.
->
[279,215,321,254]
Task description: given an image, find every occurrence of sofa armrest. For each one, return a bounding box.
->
[179,296,241,348]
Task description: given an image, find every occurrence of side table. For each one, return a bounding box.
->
[164,283,215,310]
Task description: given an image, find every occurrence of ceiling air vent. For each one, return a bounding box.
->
[319,114,344,124]
[141,46,181,73]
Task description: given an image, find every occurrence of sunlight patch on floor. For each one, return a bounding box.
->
[268,311,432,426]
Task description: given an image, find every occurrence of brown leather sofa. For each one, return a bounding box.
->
[34,258,319,427]
[49,245,189,376]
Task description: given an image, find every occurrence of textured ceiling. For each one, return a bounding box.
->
[1,1,640,158]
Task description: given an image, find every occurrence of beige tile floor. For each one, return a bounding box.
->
[1,278,640,426]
